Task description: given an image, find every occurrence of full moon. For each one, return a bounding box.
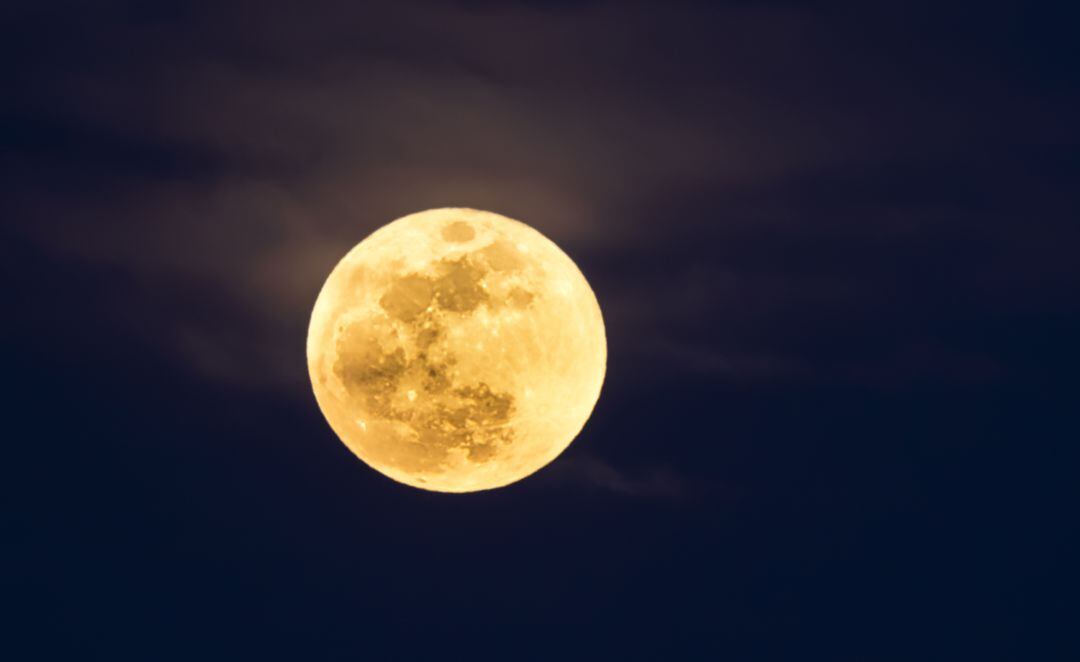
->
[307,208,606,492]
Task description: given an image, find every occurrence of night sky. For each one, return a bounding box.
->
[5,1,1078,659]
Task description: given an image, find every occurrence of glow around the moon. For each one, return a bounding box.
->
[307,208,606,492]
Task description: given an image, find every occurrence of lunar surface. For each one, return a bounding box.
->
[307,208,606,492]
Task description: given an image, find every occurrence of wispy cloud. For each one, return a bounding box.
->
[545,453,698,499]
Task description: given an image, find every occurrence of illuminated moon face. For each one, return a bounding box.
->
[307,208,606,492]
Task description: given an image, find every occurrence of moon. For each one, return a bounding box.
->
[307,208,606,492]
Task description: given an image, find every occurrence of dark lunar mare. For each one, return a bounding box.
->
[333,246,534,473]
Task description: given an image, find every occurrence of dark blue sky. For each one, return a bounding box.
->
[4,1,1077,659]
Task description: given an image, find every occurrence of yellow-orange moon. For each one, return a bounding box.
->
[307,208,606,492]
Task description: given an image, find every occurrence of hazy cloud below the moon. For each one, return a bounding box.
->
[545,453,693,499]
